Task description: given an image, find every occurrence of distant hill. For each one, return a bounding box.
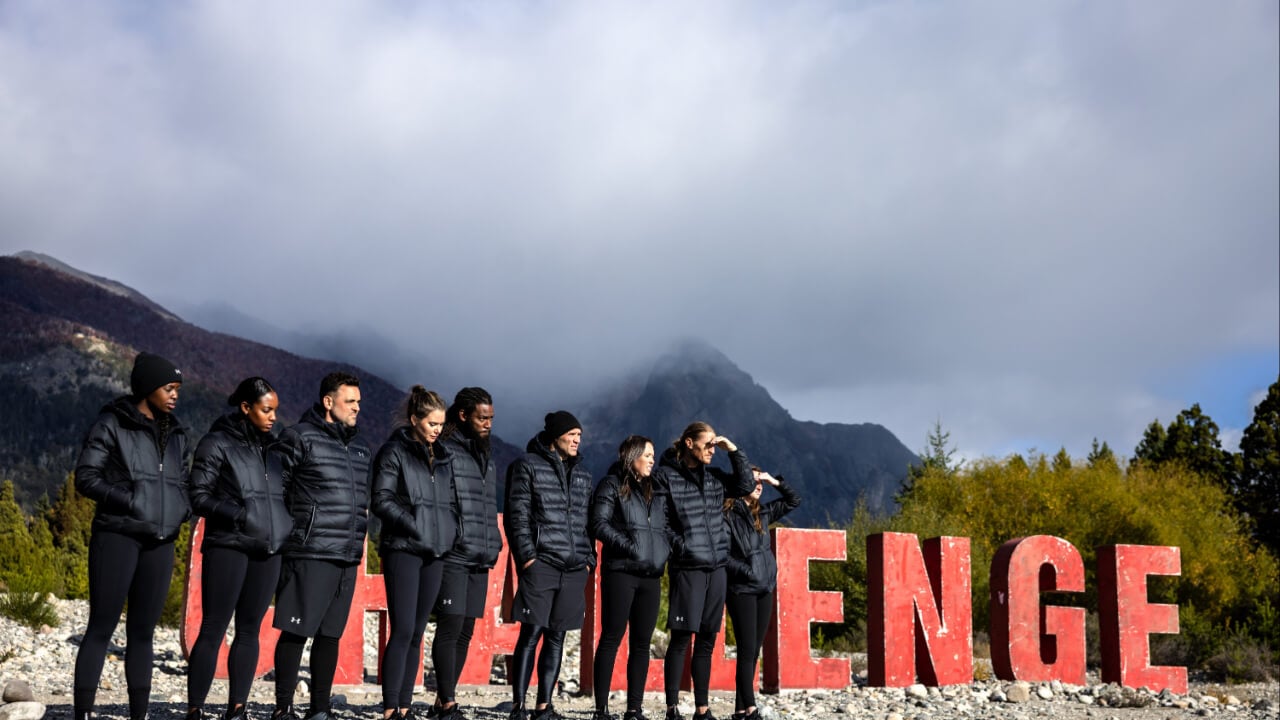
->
[0,253,521,508]
[576,340,917,525]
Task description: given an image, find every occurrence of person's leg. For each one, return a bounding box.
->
[307,634,341,717]
[689,632,718,715]
[74,531,140,720]
[626,577,662,715]
[123,539,176,720]
[509,623,544,709]
[226,554,282,711]
[593,573,633,713]
[533,629,566,710]
[399,560,444,711]
[273,632,307,716]
[431,613,465,708]
[724,593,757,715]
[381,552,422,717]
[663,630,693,710]
[188,547,249,714]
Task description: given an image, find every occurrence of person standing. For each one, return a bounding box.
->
[723,468,800,720]
[429,387,501,720]
[589,435,671,720]
[271,372,372,720]
[504,412,596,720]
[187,377,293,720]
[371,387,457,720]
[656,422,755,720]
[73,352,192,720]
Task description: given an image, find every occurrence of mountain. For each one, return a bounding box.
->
[576,340,917,525]
[0,253,521,508]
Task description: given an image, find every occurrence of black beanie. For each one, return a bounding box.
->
[130,352,183,398]
[542,410,582,441]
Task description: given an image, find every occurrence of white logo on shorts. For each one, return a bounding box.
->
[675,616,684,623]
[441,599,453,605]
[291,616,301,624]
[522,608,531,615]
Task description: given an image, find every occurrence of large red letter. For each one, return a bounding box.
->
[761,528,849,692]
[989,536,1085,685]
[867,533,972,687]
[1097,544,1187,693]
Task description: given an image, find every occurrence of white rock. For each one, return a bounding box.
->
[1036,685,1053,700]
[0,701,46,720]
[905,684,928,699]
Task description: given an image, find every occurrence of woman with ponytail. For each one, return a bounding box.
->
[187,376,292,720]
[588,435,671,720]
[370,386,458,720]
[74,352,192,720]
[722,467,799,720]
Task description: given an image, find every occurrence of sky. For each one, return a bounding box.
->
[1,1,1276,460]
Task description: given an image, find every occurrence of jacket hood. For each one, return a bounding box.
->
[526,434,583,470]
[659,446,702,481]
[104,395,186,433]
[391,425,453,467]
[210,410,276,445]
[301,403,359,444]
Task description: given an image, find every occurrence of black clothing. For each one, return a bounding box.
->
[440,431,502,569]
[190,412,293,555]
[666,567,727,634]
[725,591,773,712]
[432,614,476,702]
[510,563,589,631]
[724,482,801,594]
[436,564,489,618]
[589,464,673,577]
[274,632,339,715]
[371,426,459,557]
[664,630,718,708]
[75,396,192,542]
[380,551,446,709]
[510,625,567,708]
[188,548,281,708]
[277,405,372,563]
[594,572,661,713]
[73,530,175,718]
[273,558,358,637]
[504,436,595,571]
[654,448,754,571]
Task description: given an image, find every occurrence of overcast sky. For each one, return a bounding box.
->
[1,1,1276,460]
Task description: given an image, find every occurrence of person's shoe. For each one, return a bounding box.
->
[531,706,564,720]
[438,706,467,720]
[692,711,716,720]
[665,708,683,720]
[590,711,618,720]
[302,710,332,720]
[224,706,248,720]
[271,707,301,720]
[744,710,761,720]
[186,709,203,720]
[508,708,528,720]
[623,710,648,720]
[399,709,417,720]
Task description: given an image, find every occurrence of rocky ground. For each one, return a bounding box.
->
[1,599,1276,720]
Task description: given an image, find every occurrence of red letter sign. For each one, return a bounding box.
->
[762,528,849,692]
[1097,544,1187,694]
[989,535,1085,685]
[867,533,972,687]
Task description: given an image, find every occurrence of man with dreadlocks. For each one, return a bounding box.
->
[429,387,501,720]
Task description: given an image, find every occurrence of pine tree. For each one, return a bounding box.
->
[1086,438,1118,471]
[1239,378,1280,554]
[1052,447,1072,472]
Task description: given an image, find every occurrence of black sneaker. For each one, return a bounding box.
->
[271,708,301,720]
[623,711,648,720]
[692,711,716,720]
[438,706,467,720]
[508,708,528,720]
[531,707,564,720]
[590,712,617,720]
[303,711,332,720]
[224,706,248,720]
[744,710,761,720]
[665,708,683,720]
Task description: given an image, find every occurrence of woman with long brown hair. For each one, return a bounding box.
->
[588,435,672,720]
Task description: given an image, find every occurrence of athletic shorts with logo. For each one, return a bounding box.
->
[273,557,359,637]
[667,566,727,633]
[511,561,589,632]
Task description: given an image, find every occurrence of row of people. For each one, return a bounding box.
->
[70,352,799,720]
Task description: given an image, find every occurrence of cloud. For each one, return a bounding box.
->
[1,0,1276,455]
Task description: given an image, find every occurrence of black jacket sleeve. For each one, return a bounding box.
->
[714,449,757,499]
[589,478,637,558]
[189,434,242,524]
[74,415,132,514]
[371,444,417,538]
[504,458,537,567]
[761,479,801,525]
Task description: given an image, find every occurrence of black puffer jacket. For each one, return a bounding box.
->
[725,481,801,594]
[371,427,459,558]
[189,412,293,556]
[655,446,755,571]
[440,431,502,569]
[74,396,192,543]
[277,404,372,563]
[589,463,673,577]
[505,436,596,572]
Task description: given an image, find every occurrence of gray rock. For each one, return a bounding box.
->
[0,701,46,720]
[2,680,35,703]
[296,679,310,696]
[1006,683,1032,703]
[905,684,928,699]
[1036,684,1053,700]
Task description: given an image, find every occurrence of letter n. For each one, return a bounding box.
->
[989,535,1085,684]
[867,532,972,687]
[1097,544,1187,693]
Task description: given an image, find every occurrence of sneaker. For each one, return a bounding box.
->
[692,711,716,720]
[623,711,648,720]
[508,708,528,720]
[187,709,204,720]
[744,711,761,720]
[399,709,417,720]
[224,706,248,720]
[665,708,683,720]
[271,708,301,720]
[303,711,332,720]
[531,707,565,720]
[590,712,617,720]
[438,706,467,720]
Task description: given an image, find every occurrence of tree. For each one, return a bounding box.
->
[1239,378,1280,554]
[1087,438,1118,471]
[1133,404,1238,486]
[900,419,960,501]
[1052,447,1072,472]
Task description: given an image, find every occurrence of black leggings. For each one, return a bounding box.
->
[380,552,445,710]
[510,624,566,708]
[431,614,476,703]
[664,630,718,708]
[73,530,175,720]
[724,591,773,712]
[274,632,340,715]
[593,572,660,712]
[188,548,282,709]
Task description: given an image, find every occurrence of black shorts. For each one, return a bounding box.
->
[667,567,727,634]
[435,563,490,618]
[273,558,358,637]
[511,561,589,632]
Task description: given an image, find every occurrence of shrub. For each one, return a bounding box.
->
[1205,633,1274,683]
[0,575,59,630]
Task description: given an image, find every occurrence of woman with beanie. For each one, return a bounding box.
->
[588,435,671,720]
[656,422,755,720]
[186,377,293,720]
[504,411,596,720]
[723,468,800,720]
[370,386,457,720]
[73,351,192,720]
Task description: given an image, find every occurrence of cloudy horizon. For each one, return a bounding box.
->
[2,1,1276,460]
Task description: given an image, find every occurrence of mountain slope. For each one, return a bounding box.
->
[577,340,917,525]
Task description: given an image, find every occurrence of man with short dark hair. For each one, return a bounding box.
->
[271,372,372,720]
